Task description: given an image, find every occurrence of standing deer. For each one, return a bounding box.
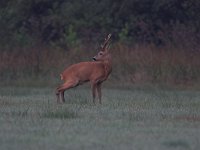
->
[56,34,112,104]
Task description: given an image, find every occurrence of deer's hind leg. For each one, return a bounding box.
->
[56,85,62,103]
[61,91,65,103]
[56,91,60,103]
[56,80,79,103]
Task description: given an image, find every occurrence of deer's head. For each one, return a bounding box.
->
[93,34,111,61]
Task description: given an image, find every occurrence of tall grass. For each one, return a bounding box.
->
[112,44,200,87]
[0,43,200,88]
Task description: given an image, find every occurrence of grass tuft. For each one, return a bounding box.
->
[43,108,78,119]
[163,140,190,149]
[9,106,30,118]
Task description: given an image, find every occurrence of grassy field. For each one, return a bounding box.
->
[0,85,200,150]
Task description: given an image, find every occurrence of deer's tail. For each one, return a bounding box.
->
[60,74,63,80]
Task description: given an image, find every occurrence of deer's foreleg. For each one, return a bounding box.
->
[97,83,102,104]
[91,83,97,104]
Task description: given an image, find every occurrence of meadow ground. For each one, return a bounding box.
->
[0,85,200,150]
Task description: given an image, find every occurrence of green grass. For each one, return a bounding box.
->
[0,86,200,150]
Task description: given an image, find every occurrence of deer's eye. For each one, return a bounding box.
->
[99,53,103,55]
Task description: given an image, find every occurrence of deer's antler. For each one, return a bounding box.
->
[101,33,112,51]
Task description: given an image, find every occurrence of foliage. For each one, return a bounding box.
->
[0,0,200,48]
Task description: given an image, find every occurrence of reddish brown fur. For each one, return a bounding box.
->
[56,34,112,104]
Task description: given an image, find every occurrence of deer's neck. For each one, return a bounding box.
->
[103,59,112,77]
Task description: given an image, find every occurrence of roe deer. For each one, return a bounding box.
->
[56,34,112,104]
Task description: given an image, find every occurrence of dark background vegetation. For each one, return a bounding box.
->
[0,0,200,87]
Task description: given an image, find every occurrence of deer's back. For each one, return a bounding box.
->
[61,62,105,82]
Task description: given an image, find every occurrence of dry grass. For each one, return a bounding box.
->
[0,44,200,88]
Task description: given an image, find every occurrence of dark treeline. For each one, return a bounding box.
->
[1,0,200,87]
[0,0,200,49]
